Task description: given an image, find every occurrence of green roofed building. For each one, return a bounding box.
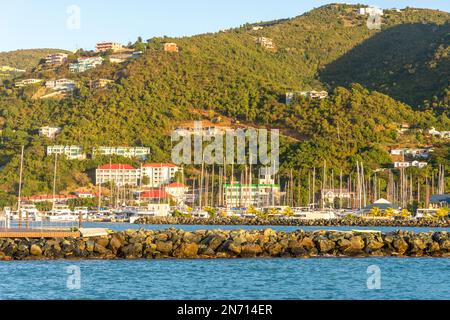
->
[223,183,281,208]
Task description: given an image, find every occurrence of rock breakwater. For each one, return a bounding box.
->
[1,228,450,260]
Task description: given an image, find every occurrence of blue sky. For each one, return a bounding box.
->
[1,0,448,52]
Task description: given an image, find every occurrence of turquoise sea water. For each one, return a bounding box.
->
[1,223,450,300]
[1,258,450,300]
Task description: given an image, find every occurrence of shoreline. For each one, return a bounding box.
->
[1,228,450,260]
[133,216,450,228]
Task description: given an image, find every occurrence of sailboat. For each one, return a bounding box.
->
[48,153,77,222]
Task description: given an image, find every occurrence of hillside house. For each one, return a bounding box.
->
[45,53,68,66]
[256,37,275,50]
[39,126,61,139]
[163,43,179,52]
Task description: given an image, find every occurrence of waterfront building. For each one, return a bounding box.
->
[141,163,181,188]
[69,57,103,73]
[93,146,150,159]
[47,145,86,160]
[359,198,396,215]
[22,194,77,203]
[95,42,124,53]
[95,164,139,186]
[45,53,68,66]
[39,126,61,139]
[224,183,281,208]
[164,182,189,204]
[45,79,76,92]
[321,188,356,208]
[15,78,43,88]
[163,43,179,52]
[136,189,169,201]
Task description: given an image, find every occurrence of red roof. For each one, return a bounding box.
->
[98,164,135,170]
[139,189,169,199]
[142,163,177,168]
[166,182,186,188]
[23,195,77,201]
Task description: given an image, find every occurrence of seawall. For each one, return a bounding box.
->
[1,228,450,260]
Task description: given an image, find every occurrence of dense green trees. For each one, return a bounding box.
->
[0,4,448,204]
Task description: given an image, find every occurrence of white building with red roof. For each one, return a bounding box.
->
[141,163,182,187]
[164,182,189,204]
[95,163,139,186]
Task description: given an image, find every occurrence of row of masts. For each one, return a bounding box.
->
[15,145,446,212]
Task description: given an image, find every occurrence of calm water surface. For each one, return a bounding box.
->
[1,258,449,300]
[1,222,449,300]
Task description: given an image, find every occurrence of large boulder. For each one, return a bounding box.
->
[240,244,262,257]
[30,244,42,256]
[392,237,408,255]
[155,241,173,254]
[174,243,199,258]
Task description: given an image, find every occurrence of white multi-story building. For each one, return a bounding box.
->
[47,145,85,160]
[45,53,68,66]
[394,161,428,169]
[45,79,76,92]
[429,127,450,139]
[95,164,139,186]
[96,42,124,53]
[256,37,275,50]
[39,126,61,139]
[390,148,433,159]
[69,57,103,73]
[15,79,43,87]
[141,163,181,188]
[93,146,150,159]
[285,90,328,104]
[359,6,384,16]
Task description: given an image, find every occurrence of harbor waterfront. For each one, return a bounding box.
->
[2,228,450,260]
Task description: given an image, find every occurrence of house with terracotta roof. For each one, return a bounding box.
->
[95,163,139,186]
[141,163,182,188]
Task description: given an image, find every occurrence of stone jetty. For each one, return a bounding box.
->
[134,216,450,228]
[1,228,450,260]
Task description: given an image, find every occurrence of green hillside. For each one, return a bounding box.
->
[0,3,448,204]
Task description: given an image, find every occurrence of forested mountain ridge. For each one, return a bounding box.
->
[0,3,448,203]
